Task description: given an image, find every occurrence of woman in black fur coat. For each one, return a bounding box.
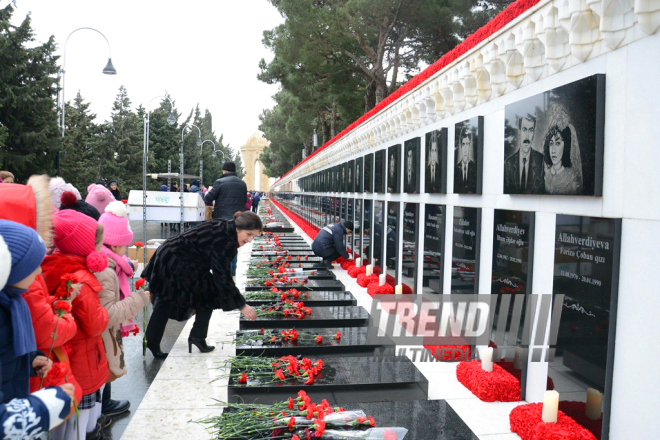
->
[142,211,260,358]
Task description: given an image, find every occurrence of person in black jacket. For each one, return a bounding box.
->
[204,162,247,275]
[311,221,353,268]
[251,192,261,212]
[204,162,247,220]
[142,211,261,358]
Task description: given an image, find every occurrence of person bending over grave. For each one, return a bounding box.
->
[141,211,260,358]
[311,221,353,268]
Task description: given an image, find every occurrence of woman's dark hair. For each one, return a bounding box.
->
[543,125,572,168]
[233,211,263,231]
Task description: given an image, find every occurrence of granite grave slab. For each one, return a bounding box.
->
[239,305,370,329]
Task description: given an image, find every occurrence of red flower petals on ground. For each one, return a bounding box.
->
[456,359,520,402]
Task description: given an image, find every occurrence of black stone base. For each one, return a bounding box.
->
[240,306,370,329]
[221,399,478,439]
[245,279,345,291]
[234,327,392,357]
[245,291,356,307]
[227,356,428,404]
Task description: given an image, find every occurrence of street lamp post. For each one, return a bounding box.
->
[58,27,116,176]
[181,124,202,232]
[142,95,176,263]
[199,139,224,187]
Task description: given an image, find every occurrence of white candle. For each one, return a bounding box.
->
[379,274,386,286]
[585,388,602,420]
[366,265,373,276]
[355,258,361,267]
[542,390,559,423]
[481,347,493,372]
[514,347,523,370]
[383,266,388,274]
[395,284,402,295]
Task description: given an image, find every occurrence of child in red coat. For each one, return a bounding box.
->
[42,209,110,440]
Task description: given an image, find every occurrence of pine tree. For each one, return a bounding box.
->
[61,91,101,193]
[0,4,60,181]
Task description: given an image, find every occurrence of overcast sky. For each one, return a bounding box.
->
[7,0,283,159]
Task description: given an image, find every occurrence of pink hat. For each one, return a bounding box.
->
[53,210,108,272]
[85,184,114,214]
[99,201,133,246]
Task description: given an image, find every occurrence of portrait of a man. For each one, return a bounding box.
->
[454,125,477,194]
[404,137,420,194]
[387,144,400,193]
[503,115,544,194]
[425,129,446,193]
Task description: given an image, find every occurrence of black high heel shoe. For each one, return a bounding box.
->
[188,338,215,353]
[146,343,168,359]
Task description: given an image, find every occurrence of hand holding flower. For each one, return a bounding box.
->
[32,356,52,378]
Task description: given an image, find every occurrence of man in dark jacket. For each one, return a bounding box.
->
[204,162,247,275]
[204,162,247,220]
[251,192,261,212]
[312,221,353,268]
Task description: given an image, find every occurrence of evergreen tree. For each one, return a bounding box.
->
[61,91,101,193]
[146,95,181,190]
[97,86,144,194]
[0,4,60,181]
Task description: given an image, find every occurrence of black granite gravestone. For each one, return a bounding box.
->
[245,279,346,291]
[348,160,355,192]
[454,116,483,194]
[387,144,401,194]
[404,138,421,194]
[386,202,400,283]
[239,305,371,329]
[372,201,385,271]
[355,156,364,193]
[503,74,605,196]
[425,128,448,193]
[244,291,357,307]
[423,204,445,293]
[403,203,419,294]
[364,153,373,193]
[234,326,394,357]
[549,215,621,440]
[375,150,386,193]
[451,207,480,294]
[228,355,429,404]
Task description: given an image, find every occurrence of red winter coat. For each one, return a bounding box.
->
[23,275,82,404]
[41,253,110,396]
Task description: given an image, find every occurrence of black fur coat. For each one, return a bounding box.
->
[142,219,245,311]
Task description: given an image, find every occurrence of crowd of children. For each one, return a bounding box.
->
[0,174,149,440]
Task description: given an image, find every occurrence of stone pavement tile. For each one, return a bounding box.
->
[119,409,219,440]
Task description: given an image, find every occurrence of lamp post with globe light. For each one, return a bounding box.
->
[200,139,225,187]
[58,27,116,176]
[141,95,176,263]
[180,124,202,231]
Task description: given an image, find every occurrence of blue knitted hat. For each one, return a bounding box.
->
[0,220,47,286]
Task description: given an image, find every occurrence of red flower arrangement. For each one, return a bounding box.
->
[367,282,394,297]
[357,273,379,287]
[509,403,597,440]
[340,259,356,270]
[347,265,366,278]
[456,359,521,402]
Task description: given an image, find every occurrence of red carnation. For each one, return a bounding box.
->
[287,416,296,431]
[53,300,71,313]
[135,278,146,290]
[383,429,398,440]
[133,241,145,250]
[288,397,295,409]
[334,331,341,340]
[238,373,247,384]
[315,335,322,343]
[368,415,375,426]
[292,435,300,440]
[43,362,68,388]
[275,369,286,380]
[314,420,326,436]
[304,376,314,385]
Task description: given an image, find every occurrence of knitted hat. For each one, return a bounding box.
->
[59,191,101,221]
[222,161,236,172]
[160,184,168,191]
[0,235,10,290]
[85,183,114,214]
[53,210,108,272]
[0,220,47,286]
[49,177,82,209]
[99,201,133,246]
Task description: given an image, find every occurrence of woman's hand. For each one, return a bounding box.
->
[142,290,151,304]
[58,383,75,401]
[33,356,53,378]
[240,305,257,321]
